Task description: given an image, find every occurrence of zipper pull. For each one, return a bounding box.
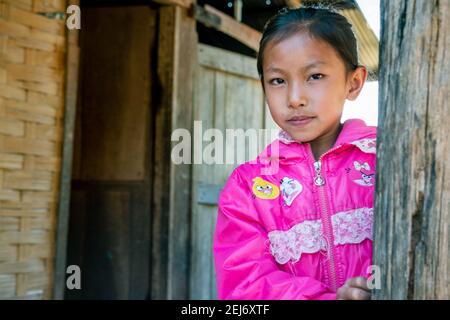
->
[314,161,325,186]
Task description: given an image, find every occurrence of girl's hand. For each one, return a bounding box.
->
[336,277,371,300]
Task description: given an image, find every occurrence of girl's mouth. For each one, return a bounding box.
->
[287,116,315,126]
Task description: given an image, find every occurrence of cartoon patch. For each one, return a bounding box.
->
[280,177,303,206]
[350,161,375,186]
[252,177,280,200]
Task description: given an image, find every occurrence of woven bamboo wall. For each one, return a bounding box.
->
[0,0,67,299]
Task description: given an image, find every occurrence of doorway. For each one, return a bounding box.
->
[65,2,157,299]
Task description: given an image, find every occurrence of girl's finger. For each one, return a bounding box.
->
[346,277,369,290]
[337,286,352,300]
[350,287,371,300]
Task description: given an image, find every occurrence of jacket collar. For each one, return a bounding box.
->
[257,119,377,164]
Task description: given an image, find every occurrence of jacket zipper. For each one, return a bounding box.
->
[310,145,342,292]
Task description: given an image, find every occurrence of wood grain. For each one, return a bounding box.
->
[373,0,449,300]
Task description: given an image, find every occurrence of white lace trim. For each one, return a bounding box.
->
[268,219,326,265]
[350,138,377,154]
[331,207,374,245]
[268,207,373,264]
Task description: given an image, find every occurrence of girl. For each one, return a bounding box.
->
[213,5,377,300]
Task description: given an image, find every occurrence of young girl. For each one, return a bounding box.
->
[213,6,377,300]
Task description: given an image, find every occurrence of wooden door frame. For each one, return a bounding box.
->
[151,4,197,299]
[53,0,80,300]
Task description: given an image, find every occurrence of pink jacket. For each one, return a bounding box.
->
[213,119,377,300]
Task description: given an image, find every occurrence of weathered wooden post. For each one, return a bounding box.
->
[373,0,449,299]
[152,0,197,299]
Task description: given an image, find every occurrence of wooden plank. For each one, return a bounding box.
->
[167,4,196,298]
[189,53,268,299]
[226,71,253,164]
[208,69,230,298]
[201,5,261,52]
[198,44,259,80]
[373,0,449,300]
[151,4,172,299]
[152,4,196,299]
[188,45,272,298]
[189,66,215,299]
[251,81,264,151]
[152,0,193,8]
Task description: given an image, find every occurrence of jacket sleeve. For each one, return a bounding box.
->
[213,168,336,300]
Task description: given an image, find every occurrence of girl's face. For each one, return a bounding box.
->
[263,32,365,145]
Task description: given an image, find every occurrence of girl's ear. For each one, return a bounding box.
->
[346,66,368,101]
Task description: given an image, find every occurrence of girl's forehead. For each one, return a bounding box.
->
[263,32,342,69]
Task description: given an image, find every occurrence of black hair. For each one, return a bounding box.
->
[257,4,360,87]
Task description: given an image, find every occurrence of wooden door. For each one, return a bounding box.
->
[189,44,278,299]
[65,5,156,299]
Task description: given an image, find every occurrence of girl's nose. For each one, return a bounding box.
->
[288,84,307,108]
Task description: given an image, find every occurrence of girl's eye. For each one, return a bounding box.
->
[269,78,285,85]
[308,73,324,81]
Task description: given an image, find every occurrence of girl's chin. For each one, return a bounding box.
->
[285,131,317,144]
